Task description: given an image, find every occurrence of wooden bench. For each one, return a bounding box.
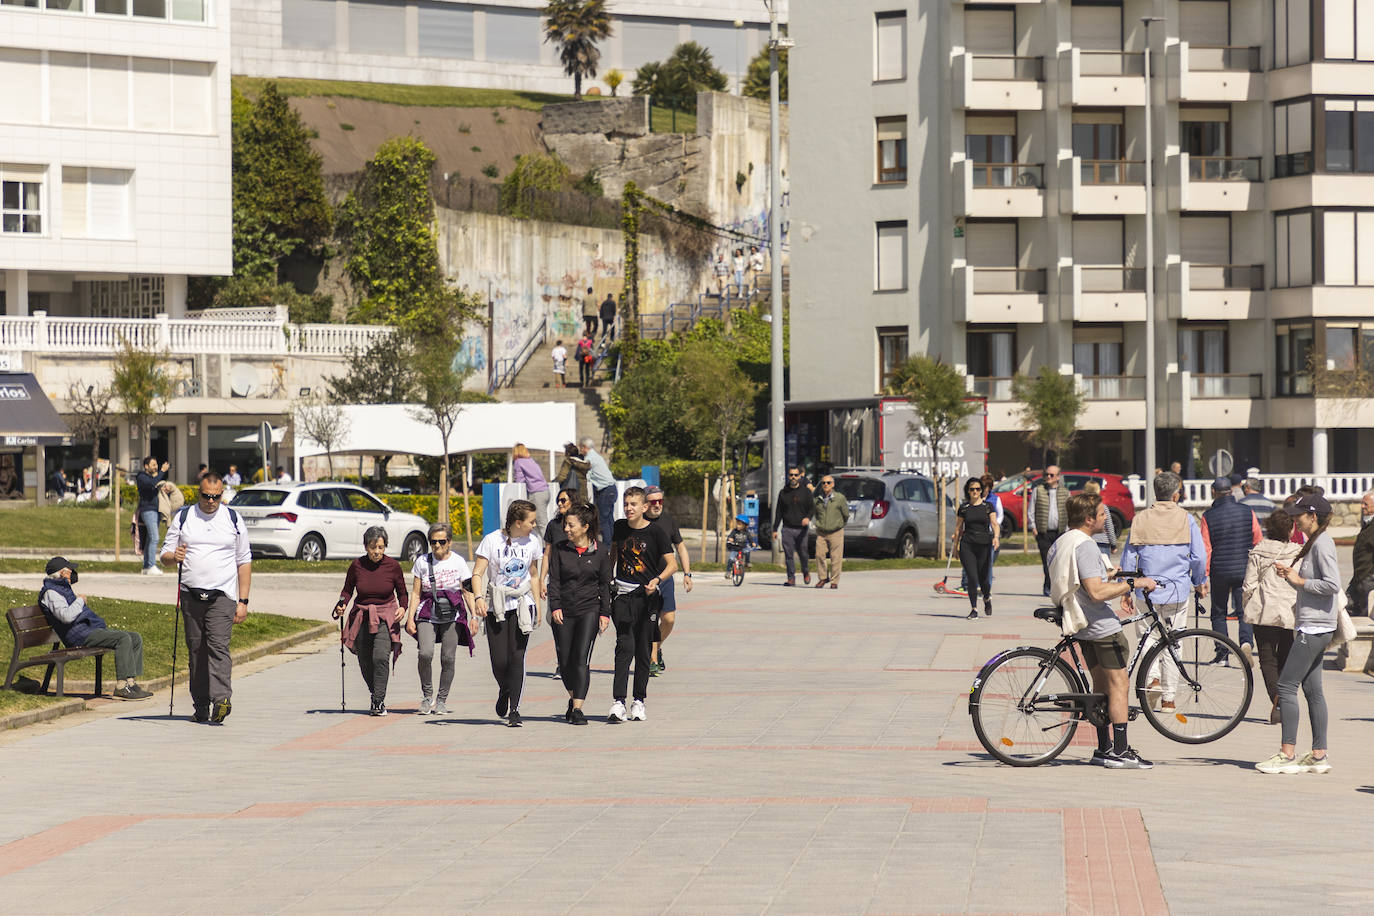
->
[4,605,111,697]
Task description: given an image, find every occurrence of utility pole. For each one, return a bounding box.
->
[1142,15,1162,503]
[767,0,790,559]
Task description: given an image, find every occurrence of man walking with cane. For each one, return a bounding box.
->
[161,473,252,724]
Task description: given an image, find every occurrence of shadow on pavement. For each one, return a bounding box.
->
[1175,756,1259,769]
[423,718,505,726]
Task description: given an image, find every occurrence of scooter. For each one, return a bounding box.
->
[932,550,968,597]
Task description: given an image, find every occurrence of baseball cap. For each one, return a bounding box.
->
[644,485,664,499]
[45,556,75,576]
[1212,476,1232,491]
[1284,494,1332,517]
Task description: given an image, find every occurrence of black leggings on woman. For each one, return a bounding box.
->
[485,614,530,713]
[554,612,601,700]
[959,540,993,607]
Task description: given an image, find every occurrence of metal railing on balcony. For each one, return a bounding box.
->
[1187,264,1264,290]
[971,162,1044,188]
[1274,152,1314,178]
[1190,373,1262,398]
[970,55,1044,81]
[1186,44,1262,72]
[971,376,1016,400]
[1081,375,1146,399]
[1079,50,1145,76]
[1080,267,1147,291]
[1188,155,1261,181]
[971,267,1047,293]
[1081,159,1146,185]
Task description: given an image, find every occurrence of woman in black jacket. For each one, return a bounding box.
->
[545,503,611,724]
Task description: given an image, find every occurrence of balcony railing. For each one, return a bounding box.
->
[971,267,1047,293]
[971,376,1016,400]
[1186,44,1262,72]
[971,162,1044,188]
[1079,50,1145,76]
[1081,159,1146,185]
[970,55,1044,81]
[1190,373,1262,398]
[1081,375,1146,399]
[1080,267,1146,292]
[1188,155,1261,182]
[1274,152,1314,178]
[1187,264,1264,291]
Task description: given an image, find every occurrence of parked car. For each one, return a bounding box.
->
[827,469,958,558]
[230,483,430,562]
[992,470,1135,539]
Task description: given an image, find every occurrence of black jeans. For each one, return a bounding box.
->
[779,525,810,579]
[485,613,530,713]
[578,358,594,387]
[555,611,601,701]
[355,625,392,705]
[959,540,993,607]
[1253,624,1295,706]
[594,486,617,544]
[1210,577,1254,647]
[612,591,655,702]
[1035,530,1060,592]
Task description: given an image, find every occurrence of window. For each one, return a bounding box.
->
[1274,0,1312,67]
[1073,110,1126,182]
[876,117,907,183]
[340,489,386,513]
[1274,98,1314,177]
[229,489,287,507]
[875,11,907,81]
[834,477,886,503]
[1,165,44,235]
[1180,324,1229,394]
[1181,106,1229,156]
[349,0,406,55]
[967,329,1015,399]
[1322,0,1374,60]
[486,7,542,63]
[1277,319,1374,395]
[966,114,1017,186]
[1276,322,1315,394]
[877,327,908,390]
[418,2,475,59]
[1274,211,1313,287]
[61,167,133,240]
[893,478,934,503]
[1323,99,1374,172]
[1319,209,1374,285]
[1074,325,1125,398]
[875,221,908,291]
[0,49,42,125]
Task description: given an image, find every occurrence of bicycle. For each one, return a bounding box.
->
[728,548,747,587]
[967,575,1254,766]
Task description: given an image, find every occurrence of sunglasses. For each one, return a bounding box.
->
[198,492,222,501]
[429,538,449,545]
[787,474,801,478]
[968,486,982,492]
[648,499,664,505]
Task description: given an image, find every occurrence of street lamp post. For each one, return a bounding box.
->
[1142,15,1162,502]
[766,0,788,560]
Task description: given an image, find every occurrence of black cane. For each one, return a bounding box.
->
[169,562,182,717]
[339,612,347,712]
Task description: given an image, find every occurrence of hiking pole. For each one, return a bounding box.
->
[168,562,182,717]
[339,612,347,712]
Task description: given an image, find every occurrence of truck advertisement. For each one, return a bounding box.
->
[878,397,988,481]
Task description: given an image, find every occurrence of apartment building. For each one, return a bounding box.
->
[790,0,1374,477]
[232,0,788,95]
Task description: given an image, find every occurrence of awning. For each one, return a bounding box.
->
[0,373,71,447]
[292,402,578,459]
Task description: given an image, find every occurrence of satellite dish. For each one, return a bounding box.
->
[230,364,259,398]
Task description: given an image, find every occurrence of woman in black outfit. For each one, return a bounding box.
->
[953,477,999,620]
[545,503,611,724]
[543,488,583,678]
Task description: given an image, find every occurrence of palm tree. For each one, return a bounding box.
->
[542,0,613,99]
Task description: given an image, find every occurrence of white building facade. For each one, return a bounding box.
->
[790,0,1374,477]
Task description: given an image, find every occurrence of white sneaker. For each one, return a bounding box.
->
[142,566,163,576]
[629,699,646,721]
[419,697,433,715]
[607,700,627,723]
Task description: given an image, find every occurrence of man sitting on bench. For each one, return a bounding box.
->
[39,557,153,700]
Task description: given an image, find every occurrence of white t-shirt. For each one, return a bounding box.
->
[411,551,472,600]
[476,530,543,611]
[161,505,252,599]
[551,345,567,373]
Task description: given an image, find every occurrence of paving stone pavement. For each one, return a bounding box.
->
[3,564,1374,914]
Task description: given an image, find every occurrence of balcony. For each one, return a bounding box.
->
[1062,48,1146,106]
[1180,370,1264,429]
[1170,153,1263,211]
[1168,42,1264,101]
[954,53,1045,110]
[1079,374,1147,428]
[1071,265,1147,322]
[1269,285,1374,319]
[953,159,1045,217]
[1171,263,1264,320]
[970,376,1016,400]
[954,266,1047,323]
[1060,157,1147,214]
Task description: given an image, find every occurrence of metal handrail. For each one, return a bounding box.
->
[487,315,547,395]
[970,162,1044,188]
[1186,264,1264,291]
[1081,159,1146,185]
[971,267,1048,294]
[1188,155,1261,181]
[1186,44,1261,72]
[970,54,1044,81]
[1078,50,1145,76]
[1189,373,1262,398]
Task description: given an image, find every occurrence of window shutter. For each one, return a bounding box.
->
[88,169,131,240]
[876,13,907,80]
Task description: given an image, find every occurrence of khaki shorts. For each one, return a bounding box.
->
[1079,631,1130,670]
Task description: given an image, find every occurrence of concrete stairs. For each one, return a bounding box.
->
[494,337,613,450]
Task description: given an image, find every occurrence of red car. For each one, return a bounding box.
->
[991,470,1135,538]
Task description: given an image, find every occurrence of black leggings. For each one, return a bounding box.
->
[959,540,993,607]
[485,615,530,712]
[612,591,655,702]
[354,625,392,705]
[555,612,601,700]
[1253,624,1295,705]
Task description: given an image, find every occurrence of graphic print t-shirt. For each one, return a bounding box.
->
[410,552,472,619]
[611,519,672,590]
[476,530,543,611]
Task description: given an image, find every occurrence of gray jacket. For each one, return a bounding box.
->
[1293,532,1342,633]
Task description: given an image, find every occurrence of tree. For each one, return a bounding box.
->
[605,68,624,96]
[326,331,417,489]
[291,394,351,480]
[679,341,759,476]
[1012,367,1086,468]
[886,356,979,559]
[111,340,177,451]
[65,381,114,483]
[631,43,728,114]
[743,43,788,102]
[541,0,613,99]
[500,152,574,220]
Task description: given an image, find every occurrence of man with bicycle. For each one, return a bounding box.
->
[1049,492,1158,769]
[1119,471,1209,715]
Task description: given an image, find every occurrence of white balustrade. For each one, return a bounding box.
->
[1124,473,1374,508]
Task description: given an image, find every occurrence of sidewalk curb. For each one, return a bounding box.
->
[0,623,334,731]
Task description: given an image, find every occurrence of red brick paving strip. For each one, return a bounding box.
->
[0,815,147,879]
[1062,807,1169,915]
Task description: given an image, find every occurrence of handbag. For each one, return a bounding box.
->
[1332,605,1358,649]
[425,554,461,625]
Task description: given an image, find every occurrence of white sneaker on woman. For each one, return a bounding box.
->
[629,699,646,721]
[608,700,627,723]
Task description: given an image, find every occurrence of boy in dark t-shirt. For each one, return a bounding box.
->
[607,487,677,722]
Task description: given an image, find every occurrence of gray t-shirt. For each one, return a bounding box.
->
[1048,536,1122,640]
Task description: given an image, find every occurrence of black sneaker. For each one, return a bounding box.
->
[565,698,574,722]
[1090,748,1110,766]
[370,701,387,717]
[1103,747,1153,770]
[115,685,153,700]
[983,600,992,617]
[507,710,523,727]
[657,650,665,671]
[966,609,979,620]
[210,698,232,724]
[192,708,209,724]
[496,692,509,718]
[568,707,588,725]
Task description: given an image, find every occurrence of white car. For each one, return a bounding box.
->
[229,483,430,563]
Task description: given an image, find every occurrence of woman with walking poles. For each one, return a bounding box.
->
[952,476,999,620]
[335,526,407,716]
[404,523,475,715]
[546,503,612,724]
[471,499,543,727]
[1256,493,1340,774]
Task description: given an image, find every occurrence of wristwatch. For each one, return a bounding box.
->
[1124,579,1135,592]
[239,597,250,606]
[683,573,692,579]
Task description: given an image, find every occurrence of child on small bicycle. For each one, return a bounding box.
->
[724,515,754,577]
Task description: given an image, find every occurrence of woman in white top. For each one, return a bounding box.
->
[403,522,474,715]
[471,500,544,727]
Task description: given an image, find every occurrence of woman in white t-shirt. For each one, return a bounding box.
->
[403,522,474,715]
[471,500,544,727]
[551,340,568,388]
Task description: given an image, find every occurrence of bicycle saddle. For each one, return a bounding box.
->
[1033,606,1063,626]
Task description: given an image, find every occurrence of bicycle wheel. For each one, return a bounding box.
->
[1135,628,1253,743]
[731,559,744,586]
[970,647,1082,766]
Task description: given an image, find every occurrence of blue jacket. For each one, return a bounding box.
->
[1201,494,1257,582]
[135,468,167,513]
[1119,506,1208,606]
[38,576,107,648]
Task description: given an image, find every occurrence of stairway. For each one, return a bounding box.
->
[494,338,613,451]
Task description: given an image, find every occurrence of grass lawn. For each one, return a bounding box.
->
[0,505,122,550]
[233,76,571,111]
[649,105,698,134]
[0,691,73,718]
[0,558,354,575]
[692,552,1044,572]
[0,585,322,701]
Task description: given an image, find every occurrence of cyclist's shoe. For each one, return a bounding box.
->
[1255,752,1301,774]
[1090,748,1110,766]
[1297,751,1332,774]
[1103,747,1153,769]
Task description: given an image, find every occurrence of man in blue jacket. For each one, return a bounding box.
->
[1199,476,1262,664]
[135,455,170,575]
[39,557,152,700]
